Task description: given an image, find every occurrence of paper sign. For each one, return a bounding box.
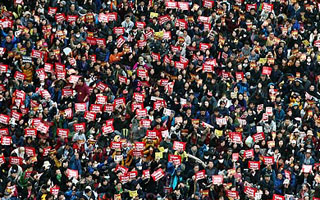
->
[151,168,165,181]
[173,141,186,151]
[302,164,312,173]
[66,169,79,179]
[248,161,260,170]
[212,175,223,185]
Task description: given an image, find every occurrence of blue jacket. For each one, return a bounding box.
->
[69,155,83,175]
[274,177,284,194]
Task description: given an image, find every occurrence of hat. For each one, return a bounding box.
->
[291,140,296,144]
[23,11,31,17]
[306,149,312,153]
[85,186,92,190]
[307,132,313,136]
[43,161,51,168]
[245,72,251,77]
[11,166,18,174]
[60,1,66,5]
[293,128,300,133]
[254,145,260,149]
[265,173,271,177]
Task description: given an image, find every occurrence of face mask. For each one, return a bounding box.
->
[204,156,209,159]
[219,159,223,163]
[307,58,311,62]
[137,166,142,170]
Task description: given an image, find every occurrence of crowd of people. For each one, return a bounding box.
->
[1,0,320,199]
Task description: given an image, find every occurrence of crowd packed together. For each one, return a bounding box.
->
[2,0,320,199]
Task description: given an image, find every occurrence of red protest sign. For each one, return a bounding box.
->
[31,50,43,59]
[244,149,254,159]
[115,165,128,174]
[136,108,147,117]
[14,71,26,81]
[0,114,9,125]
[302,164,312,173]
[75,103,87,112]
[114,97,126,107]
[0,155,5,165]
[146,130,157,139]
[158,15,171,25]
[151,168,165,181]
[262,66,272,75]
[168,154,181,166]
[66,169,79,179]
[57,128,69,138]
[173,141,186,151]
[229,132,242,144]
[198,16,210,23]
[226,190,239,199]
[203,0,214,8]
[263,156,275,165]
[246,4,257,12]
[236,72,244,81]
[110,141,121,149]
[244,186,257,198]
[50,187,60,196]
[195,170,206,181]
[25,147,36,157]
[141,119,152,128]
[133,93,145,103]
[165,1,178,9]
[212,175,224,185]
[137,40,147,48]
[11,110,22,121]
[1,136,12,145]
[0,64,8,74]
[163,31,171,40]
[102,125,115,134]
[104,104,114,113]
[62,89,73,97]
[262,3,273,12]
[73,123,86,132]
[134,142,145,151]
[273,194,284,200]
[42,146,51,156]
[135,21,146,29]
[67,15,78,23]
[151,52,160,61]
[44,63,53,72]
[199,43,211,51]
[178,2,189,10]
[117,36,125,48]
[174,61,186,69]
[55,13,66,23]
[96,96,108,105]
[9,157,22,165]
[137,69,148,78]
[84,111,96,121]
[252,132,265,142]
[0,128,8,136]
[48,7,58,15]
[132,103,144,111]
[248,161,260,170]
[143,170,150,178]
[90,104,102,113]
[232,153,239,162]
[113,27,125,35]
[128,171,138,179]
